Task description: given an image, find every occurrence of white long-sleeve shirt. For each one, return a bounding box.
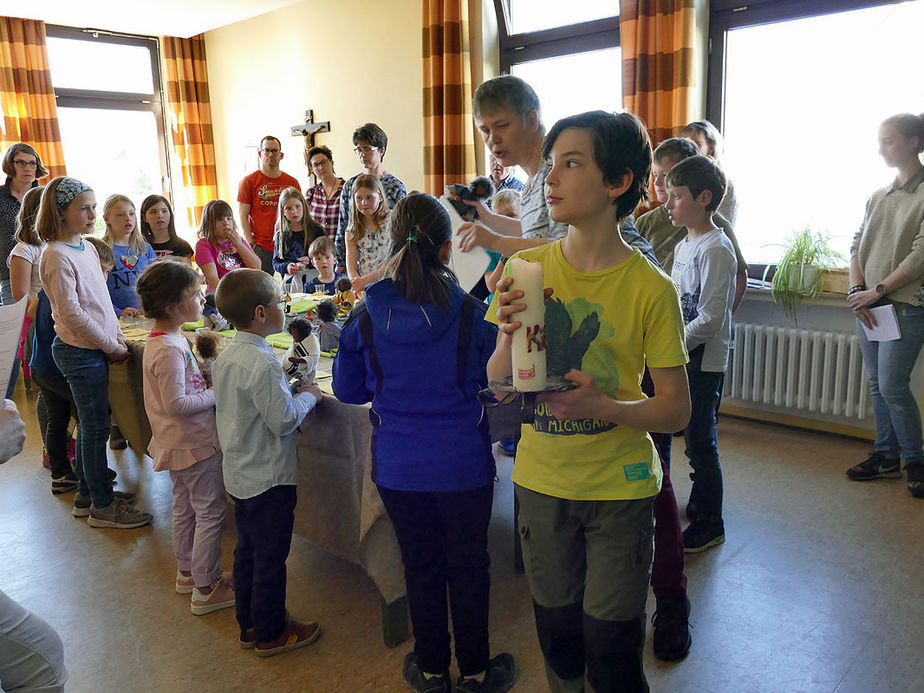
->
[213,331,316,499]
[671,228,737,372]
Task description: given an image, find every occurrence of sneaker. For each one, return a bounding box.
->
[846,452,901,481]
[87,499,152,529]
[72,491,92,517]
[106,467,117,484]
[239,628,256,650]
[402,652,450,693]
[51,472,79,494]
[683,522,725,554]
[109,425,128,450]
[457,653,517,693]
[191,576,235,615]
[42,449,51,469]
[907,464,924,499]
[255,619,321,658]
[652,596,692,661]
[175,571,195,594]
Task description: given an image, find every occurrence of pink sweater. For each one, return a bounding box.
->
[142,333,220,471]
[39,240,122,354]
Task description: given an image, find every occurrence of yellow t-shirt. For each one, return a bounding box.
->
[487,241,688,501]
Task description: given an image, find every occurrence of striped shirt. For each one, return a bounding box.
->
[521,160,568,241]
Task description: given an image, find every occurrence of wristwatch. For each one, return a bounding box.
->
[875,283,887,295]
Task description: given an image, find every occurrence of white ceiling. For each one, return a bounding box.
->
[2,0,306,39]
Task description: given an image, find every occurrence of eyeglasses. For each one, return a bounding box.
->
[354,146,379,155]
[261,148,281,155]
[265,298,287,308]
[310,159,330,168]
[13,160,37,169]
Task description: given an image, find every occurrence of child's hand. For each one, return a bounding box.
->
[494,277,553,337]
[109,345,131,365]
[537,370,606,421]
[119,307,141,318]
[485,260,505,294]
[298,383,323,400]
[287,262,301,275]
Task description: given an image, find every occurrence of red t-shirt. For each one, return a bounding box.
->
[237,170,300,252]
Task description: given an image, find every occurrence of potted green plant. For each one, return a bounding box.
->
[763,227,845,323]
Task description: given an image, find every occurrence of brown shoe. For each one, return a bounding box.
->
[255,619,321,658]
[239,628,256,650]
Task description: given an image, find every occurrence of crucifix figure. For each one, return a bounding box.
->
[291,109,331,185]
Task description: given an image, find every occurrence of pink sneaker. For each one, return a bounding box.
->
[190,576,235,615]
[175,571,194,594]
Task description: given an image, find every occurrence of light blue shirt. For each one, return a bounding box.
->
[213,331,317,499]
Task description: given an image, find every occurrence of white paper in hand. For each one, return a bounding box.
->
[440,195,491,293]
[860,304,901,342]
[0,297,27,397]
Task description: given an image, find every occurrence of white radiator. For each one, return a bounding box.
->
[726,324,871,419]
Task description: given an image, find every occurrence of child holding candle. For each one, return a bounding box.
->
[333,194,515,693]
[487,111,691,692]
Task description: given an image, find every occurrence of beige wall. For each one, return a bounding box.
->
[204,0,424,202]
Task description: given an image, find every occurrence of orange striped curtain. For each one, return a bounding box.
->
[162,34,217,229]
[422,0,477,196]
[0,17,66,178]
[620,0,696,146]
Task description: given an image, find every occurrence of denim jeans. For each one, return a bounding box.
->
[857,304,924,467]
[29,369,76,478]
[684,345,725,525]
[51,338,113,507]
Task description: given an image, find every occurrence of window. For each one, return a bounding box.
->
[46,26,170,234]
[492,1,621,176]
[708,0,924,265]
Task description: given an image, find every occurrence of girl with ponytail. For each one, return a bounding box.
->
[333,193,516,692]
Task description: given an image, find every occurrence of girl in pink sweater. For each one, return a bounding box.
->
[37,177,151,529]
[136,260,235,615]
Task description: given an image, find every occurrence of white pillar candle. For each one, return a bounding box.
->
[508,258,547,391]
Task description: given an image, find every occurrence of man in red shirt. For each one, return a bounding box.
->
[237,135,301,275]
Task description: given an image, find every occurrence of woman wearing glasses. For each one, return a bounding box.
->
[303,145,345,242]
[334,123,406,271]
[1,143,47,306]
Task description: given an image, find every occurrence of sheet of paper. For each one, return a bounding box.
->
[0,297,27,397]
[860,304,901,342]
[440,195,491,293]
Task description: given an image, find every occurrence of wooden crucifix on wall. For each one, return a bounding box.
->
[291,109,331,185]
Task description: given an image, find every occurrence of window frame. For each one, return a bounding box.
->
[493,0,620,73]
[46,25,171,198]
[706,0,907,128]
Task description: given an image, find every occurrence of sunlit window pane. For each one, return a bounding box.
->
[56,108,168,235]
[47,37,154,93]
[723,1,924,264]
[511,47,622,133]
[509,0,618,34]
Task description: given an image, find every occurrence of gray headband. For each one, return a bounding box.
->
[55,177,92,207]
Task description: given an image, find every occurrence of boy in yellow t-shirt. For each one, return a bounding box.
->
[487,111,690,692]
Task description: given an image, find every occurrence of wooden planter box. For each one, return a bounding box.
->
[821,268,850,294]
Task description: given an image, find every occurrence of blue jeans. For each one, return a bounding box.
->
[857,304,924,467]
[52,338,113,507]
[684,346,725,525]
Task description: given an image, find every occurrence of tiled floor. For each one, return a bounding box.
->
[2,383,922,692]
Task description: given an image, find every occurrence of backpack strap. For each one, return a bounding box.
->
[355,306,384,398]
